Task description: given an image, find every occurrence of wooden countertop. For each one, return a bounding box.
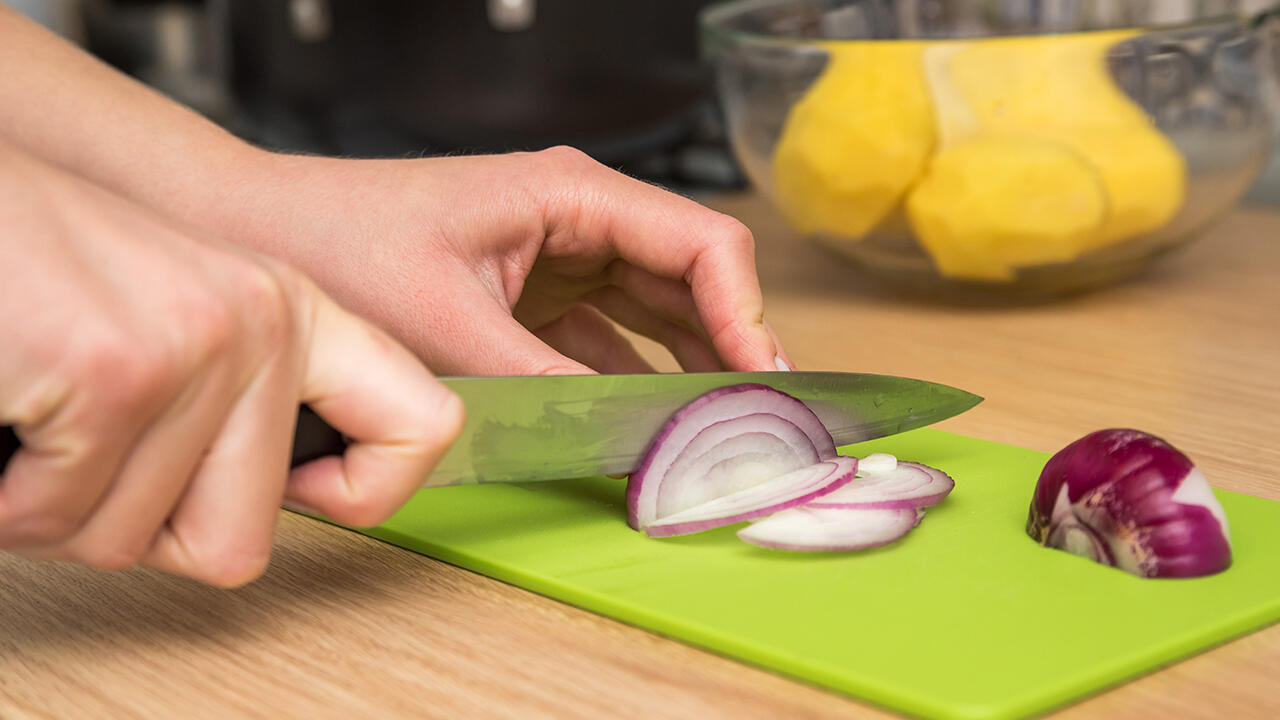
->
[3,194,1278,719]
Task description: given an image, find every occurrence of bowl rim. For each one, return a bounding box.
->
[698,0,1280,46]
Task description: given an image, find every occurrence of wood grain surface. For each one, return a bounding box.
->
[2,194,1278,720]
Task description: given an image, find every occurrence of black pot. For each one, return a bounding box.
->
[218,0,719,161]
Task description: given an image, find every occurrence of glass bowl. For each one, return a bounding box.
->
[701,0,1280,302]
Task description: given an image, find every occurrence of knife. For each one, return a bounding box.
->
[0,372,979,487]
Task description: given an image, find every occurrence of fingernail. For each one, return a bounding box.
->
[774,355,792,372]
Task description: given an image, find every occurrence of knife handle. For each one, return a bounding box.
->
[0,406,350,472]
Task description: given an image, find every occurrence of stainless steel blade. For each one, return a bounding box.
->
[426,372,981,487]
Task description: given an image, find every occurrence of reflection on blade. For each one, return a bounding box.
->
[424,372,981,487]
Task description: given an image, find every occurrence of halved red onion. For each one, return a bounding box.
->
[738,506,925,552]
[1027,428,1232,579]
[642,457,859,538]
[627,384,838,531]
[809,460,955,510]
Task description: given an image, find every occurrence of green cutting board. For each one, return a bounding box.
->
[352,429,1280,720]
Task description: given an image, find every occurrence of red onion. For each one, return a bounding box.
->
[809,459,955,510]
[627,384,839,533]
[1027,429,1232,579]
[642,458,858,538]
[625,384,955,550]
[738,506,925,552]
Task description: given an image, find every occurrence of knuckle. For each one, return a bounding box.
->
[111,353,174,412]
[66,334,171,413]
[707,213,755,250]
[232,262,297,346]
[534,144,595,173]
[180,292,237,364]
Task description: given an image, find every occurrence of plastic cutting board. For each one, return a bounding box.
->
[351,429,1280,719]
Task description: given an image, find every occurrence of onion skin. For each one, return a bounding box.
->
[624,384,956,552]
[809,461,955,510]
[643,458,859,538]
[626,383,836,531]
[1027,429,1232,579]
[738,506,924,552]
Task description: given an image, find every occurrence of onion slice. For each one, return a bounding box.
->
[627,384,838,531]
[642,457,859,538]
[624,383,957,553]
[738,506,925,552]
[809,461,955,510]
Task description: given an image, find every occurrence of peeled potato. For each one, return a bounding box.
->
[772,42,936,241]
[928,31,1186,254]
[773,31,1186,282]
[906,137,1108,281]
[1067,128,1187,249]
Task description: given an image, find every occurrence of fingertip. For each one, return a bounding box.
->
[712,318,780,372]
[433,383,467,447]
[764,320,795,371]
[397,372,466,457]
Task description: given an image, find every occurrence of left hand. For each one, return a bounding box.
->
[230,146,788,376]
[0,11,783,376]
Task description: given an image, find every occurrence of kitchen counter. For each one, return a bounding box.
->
[3,193,1278,720]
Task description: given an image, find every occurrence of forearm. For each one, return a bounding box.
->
[0,4,269,238]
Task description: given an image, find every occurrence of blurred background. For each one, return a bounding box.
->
[8,0,1278,203]
[8,0,746,195]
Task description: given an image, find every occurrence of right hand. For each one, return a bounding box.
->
[0,142,464,587]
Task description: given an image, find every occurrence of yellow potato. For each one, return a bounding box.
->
[927,31,1186,253]
[773,31,1186,282]
[907,137,1108,281]
[772,42,936,241]
[1067,128,1186,249]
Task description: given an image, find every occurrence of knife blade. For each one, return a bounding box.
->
[0,372,980,487]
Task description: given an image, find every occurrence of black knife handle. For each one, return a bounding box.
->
[0,406,349,472]
[0,425,17,470]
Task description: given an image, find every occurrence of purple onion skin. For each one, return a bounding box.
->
[626,383,834,530]
[1027,429,1232,579]
[643,460,858,538]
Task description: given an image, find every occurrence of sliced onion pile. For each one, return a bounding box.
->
[643,458,858,538]
[625,384,955,552]
[626,384,838,531]
[1027,428,1232,579]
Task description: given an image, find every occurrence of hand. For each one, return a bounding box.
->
[0,143,463,586]
[233,147,789,376]
[0,11,785,376]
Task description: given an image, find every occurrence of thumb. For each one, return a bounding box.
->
[285,288,465,526]
[423,299,595,377]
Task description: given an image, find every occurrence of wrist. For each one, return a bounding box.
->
[207,149,328,260]
[172,135,282,242]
